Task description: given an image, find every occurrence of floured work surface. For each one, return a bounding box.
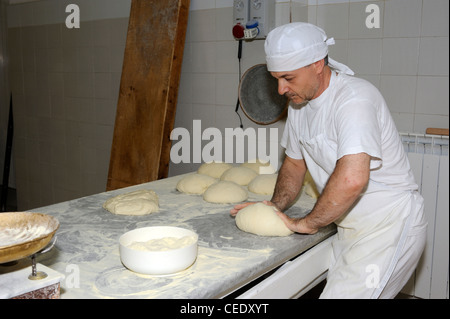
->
[28,174,336,299]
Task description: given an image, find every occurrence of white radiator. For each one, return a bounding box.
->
[400,133,449,299]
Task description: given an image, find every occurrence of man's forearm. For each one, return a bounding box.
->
[271,157,306,211]
[301,153,370,231]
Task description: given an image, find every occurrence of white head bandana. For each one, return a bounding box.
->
[265,22,354,75]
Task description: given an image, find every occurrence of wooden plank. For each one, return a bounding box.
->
[107,0,190,191]
[426,128,449,136]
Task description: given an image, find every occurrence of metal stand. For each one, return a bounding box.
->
[28,254,47,280]
[27,236,57,281]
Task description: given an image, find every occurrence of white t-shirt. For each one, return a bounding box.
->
[281,71,417,194]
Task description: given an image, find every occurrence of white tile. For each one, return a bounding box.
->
[348,38,382,75]
[215,73,239,106]
[215,105,242,132]
[317,0,348,4]
[415,76,449,116]
[277,2,292,26]
[191,41,217,73]
[383,0,422,38]
[215,7,234,41]
[102,0,132,20]
[413,114,449,134]
[216,0,233,9]
[190,0,216,11]
[94,73,112,99]
[192,103,216,128]
[358,74,380,89]
[240,39,266,73]
[178,72,193,104]
[190,9,217,42]
[93,47,111,73]
[306,5,317,24]
[47,48,64,73]
[191,73,216,105]
[328,38,348,65]
[418,37,449,76]
[421,0,449,37]
[94,98,116,126]
[381,37,420,75]
[174,102,193,131]
[380,75,417,113]
[316,3,349,39]
[215,41,239,74]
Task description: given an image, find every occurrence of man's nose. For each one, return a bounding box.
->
[278,80,289,96]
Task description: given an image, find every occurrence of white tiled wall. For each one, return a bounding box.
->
[3,0,449,209]
[307,0,449,132]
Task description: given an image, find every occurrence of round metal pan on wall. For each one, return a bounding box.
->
[239,64,289,125]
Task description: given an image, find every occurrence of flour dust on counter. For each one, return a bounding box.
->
[23,173,335,299]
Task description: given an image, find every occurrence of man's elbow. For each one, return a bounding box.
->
[344,173,369,195]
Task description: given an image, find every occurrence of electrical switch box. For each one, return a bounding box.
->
[232,0,275,40]
[249,0,275,39]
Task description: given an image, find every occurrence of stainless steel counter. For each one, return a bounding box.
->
[6,174,336,299]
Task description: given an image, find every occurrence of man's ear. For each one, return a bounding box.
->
[312,59,325,74]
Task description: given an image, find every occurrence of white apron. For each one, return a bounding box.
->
[300,134,425,299]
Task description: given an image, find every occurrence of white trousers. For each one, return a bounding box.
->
[377,221,427,298]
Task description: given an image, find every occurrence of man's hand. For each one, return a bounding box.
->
[230,202,256,216]
[275,211,319,234]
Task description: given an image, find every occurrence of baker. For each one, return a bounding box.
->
[231,22,427,299]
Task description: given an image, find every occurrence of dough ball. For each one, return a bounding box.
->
[103,190,159,216]
[235,202,293,237]
[303,170,320,199]
[198,162,233,178]
[203,181,248,204]
[240,159,276,174]
[176,173,217,194]
[220,166,258,186]
[248,174,278,195]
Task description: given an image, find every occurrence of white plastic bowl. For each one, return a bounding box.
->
[119,226,198,275]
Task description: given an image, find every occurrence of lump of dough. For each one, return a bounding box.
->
[103,189,159,216]
[303,170,320,199]
[176,173,217,194]
[220,166,258,186]
[248,174,278,195]
[235,202,293,236]
[203,181,248,204]
[240,159,276,174]
[197,162,233,178]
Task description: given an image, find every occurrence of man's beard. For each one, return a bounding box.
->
[286,93,309,109]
